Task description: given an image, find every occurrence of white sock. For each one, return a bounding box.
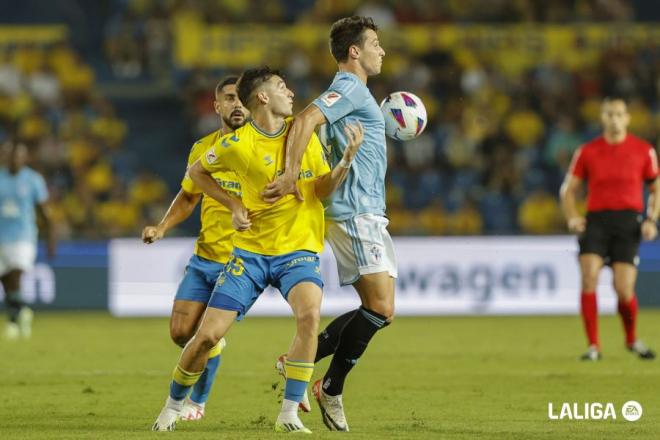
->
[279,399,299,418]
[166,396,184,411]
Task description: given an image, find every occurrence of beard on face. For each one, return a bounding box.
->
[223,111,246,130]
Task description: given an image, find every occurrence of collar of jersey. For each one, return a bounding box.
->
[250,120,287,138]
[336,71,360,81]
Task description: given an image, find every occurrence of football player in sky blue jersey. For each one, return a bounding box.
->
[263,16,395,432]
[0,141,55,340]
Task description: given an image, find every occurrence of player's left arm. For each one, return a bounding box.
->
[33,173,56,258]
[641,178,659,241]
[641,147,659,241]
[35,201,56,258]
[314,122,363,199]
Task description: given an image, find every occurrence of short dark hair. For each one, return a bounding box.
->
[215,75,239,98]
[236,67,281,111]
[602,95,629,106]
[329,16,378,63]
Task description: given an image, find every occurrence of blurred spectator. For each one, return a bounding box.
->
[0,50,22,97]
[518,189,563,234]
[95,184,141,236]
[27,62,60,106]
[90,100,128,149]
[0,36,162,239]
[129,170,169,208]
[447,198,483,235]
[356,1,397,28]
[418,200,448,235]
[544,116,583,172]
[504,102,545,149]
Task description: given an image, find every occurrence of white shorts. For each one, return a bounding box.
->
[0,241,37,277]
[325,214,397,286]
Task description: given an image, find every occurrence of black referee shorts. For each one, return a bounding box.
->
[578,210,642,265]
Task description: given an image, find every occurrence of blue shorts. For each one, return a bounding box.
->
[208,248,324,320]
[175,254,225,304]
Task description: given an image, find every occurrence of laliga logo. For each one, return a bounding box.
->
[548,401,642,421]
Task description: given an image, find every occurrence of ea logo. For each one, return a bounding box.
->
[621,401,642,422]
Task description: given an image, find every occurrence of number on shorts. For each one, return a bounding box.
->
[228,256,245,276]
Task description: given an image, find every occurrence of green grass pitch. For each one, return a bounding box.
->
[1,311,659,439]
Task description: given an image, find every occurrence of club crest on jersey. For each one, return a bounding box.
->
[370,245,382,263]
[206,149,218,163]
[321,92,342,107]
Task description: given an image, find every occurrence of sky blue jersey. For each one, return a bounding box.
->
[0,167,48,244]
[313,71,387,221]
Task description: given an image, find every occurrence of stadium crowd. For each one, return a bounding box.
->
[0,42,169,239]
[156,0,658,235]
[1,0,657,238]
[103,0,639,80]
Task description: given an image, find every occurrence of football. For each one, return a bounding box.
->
[380,91,428,141]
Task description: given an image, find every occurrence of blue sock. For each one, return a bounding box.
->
[284,378,308,403]
[190,354,221,404]
[170,381,192,401]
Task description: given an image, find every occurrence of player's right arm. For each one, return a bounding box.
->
[143,139,208,243]
[263,78,365,203]
[188,160,250,231]
[641,147,660,241]
[642,177,660,241]
[262,105,327,203]
[560,147,586,233]
[142,189,201,244]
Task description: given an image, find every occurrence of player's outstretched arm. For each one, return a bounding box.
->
[188,159,251,231]
[262,104,327,203]
[142,189,201,244]
[642,177,660,241]
[35,201,56,258]
[560,173,585,233]
[315,122,363,199]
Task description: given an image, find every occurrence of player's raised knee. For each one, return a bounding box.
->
[193,328,223,351]
[170,323,195,347]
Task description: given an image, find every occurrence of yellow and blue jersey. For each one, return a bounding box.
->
[181,129,242,264]
[200,118,330,256]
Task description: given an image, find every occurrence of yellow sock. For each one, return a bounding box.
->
[172,364,203,386]
[284,359,314,382]
[208,338,225,359]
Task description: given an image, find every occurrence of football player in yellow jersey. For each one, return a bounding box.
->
[152,67,364,434]
[141,76,248,421]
